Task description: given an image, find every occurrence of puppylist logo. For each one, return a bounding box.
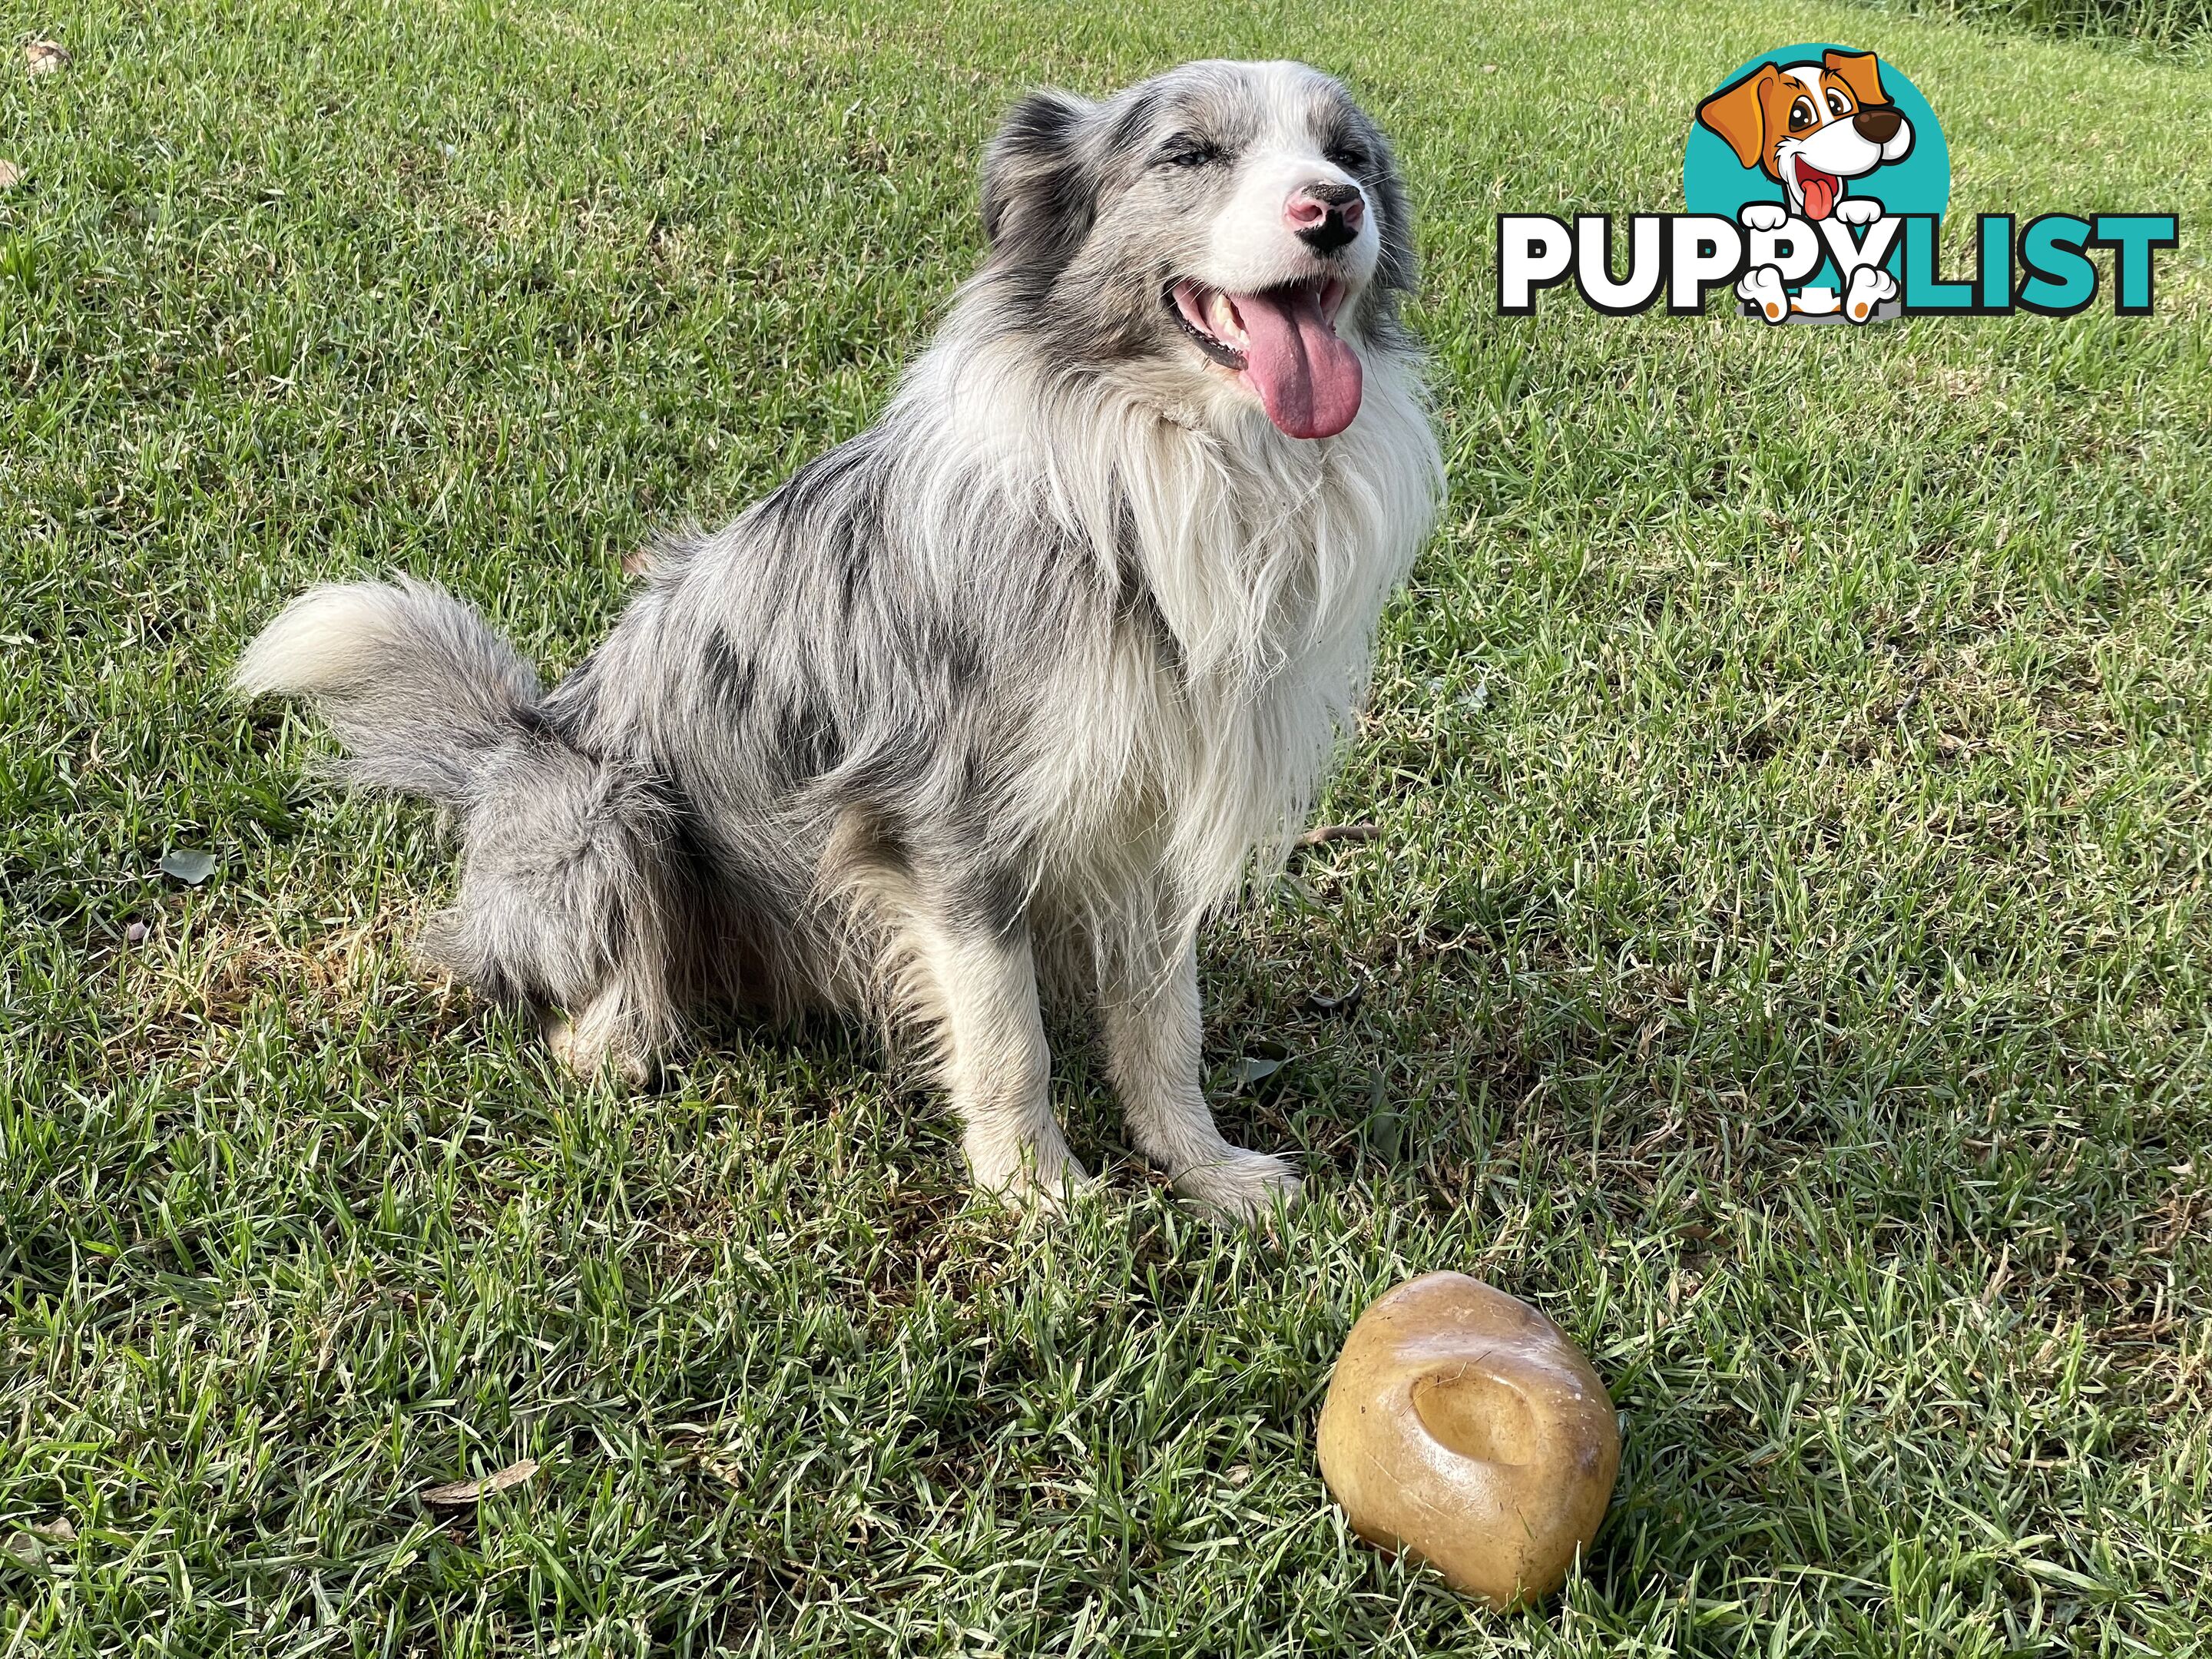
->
[1498,45,2177,323]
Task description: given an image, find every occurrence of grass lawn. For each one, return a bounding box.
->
[6,0,2211,1652]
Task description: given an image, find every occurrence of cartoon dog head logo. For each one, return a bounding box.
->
[1683,45,1949,324]
[1696,50,1913,223]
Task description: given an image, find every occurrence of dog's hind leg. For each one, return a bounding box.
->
[424,738,688,1088]
[541,982,661,1088]
[1098,926,1301,1222]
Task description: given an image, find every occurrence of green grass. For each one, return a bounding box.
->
[1854,0,2207,60]
[5,1,2211,1653]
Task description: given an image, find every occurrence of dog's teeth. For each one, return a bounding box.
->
[1207,290,1245,346]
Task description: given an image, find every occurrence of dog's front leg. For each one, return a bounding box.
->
[909,916,1088,1211]
[1101,930,1302,1221]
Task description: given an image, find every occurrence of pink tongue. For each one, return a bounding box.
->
[1802,171,1836,221]
[1233,286,1363,439]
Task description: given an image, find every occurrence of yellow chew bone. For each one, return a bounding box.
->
[1316,1273,1621,1609]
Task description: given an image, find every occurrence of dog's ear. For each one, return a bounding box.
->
[1823,49,1888,108]
[980,88,1099,270]
[1696,64,1777,173]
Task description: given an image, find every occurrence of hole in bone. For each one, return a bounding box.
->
[1409,1363,1541,1466]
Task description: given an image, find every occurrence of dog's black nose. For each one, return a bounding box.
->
[1853,106,1902,144]
[1286,180,1366,253]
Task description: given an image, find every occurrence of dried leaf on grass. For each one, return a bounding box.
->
[4,1517,75,1566]
[420,1458,539,1506]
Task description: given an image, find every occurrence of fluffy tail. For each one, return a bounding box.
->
[233,577,542,805]
[238,575,690,1075]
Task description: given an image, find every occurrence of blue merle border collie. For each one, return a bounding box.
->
[237,60,1442,1218]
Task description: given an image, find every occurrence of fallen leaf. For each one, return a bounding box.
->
[420,1458,539,1506]
[3,1517,75,1566]
[1307,980,1364,1015]
[0,161,22,190]
[1229,1038,1290,1091]
[1295,822,1379,849]
[701,1452,746,1489]
[24,39,70,76]
[159,847,217,886]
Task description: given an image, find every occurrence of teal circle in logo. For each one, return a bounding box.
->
[1684,44,1949,280]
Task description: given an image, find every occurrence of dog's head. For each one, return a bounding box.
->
[1696,50,1912,221]
[973,61,1412,440]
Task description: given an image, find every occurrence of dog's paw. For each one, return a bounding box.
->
[1736,264,1790,325]
[1833,196,1885,227]
[967,1144,1094,1217]
[1844,263,1899,323]
[543,1005,656,1089]
[1172,1147,1303,1224]
[1740,202,1790,232]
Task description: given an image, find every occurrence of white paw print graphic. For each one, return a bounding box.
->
[1844,263,1899,322]
[1737,264,1790,323]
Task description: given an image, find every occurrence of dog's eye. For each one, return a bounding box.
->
[1789,96,1817,130]
[1826,88,1852,117]
[1154,134,1222,169]
[1323,141,1370,173]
